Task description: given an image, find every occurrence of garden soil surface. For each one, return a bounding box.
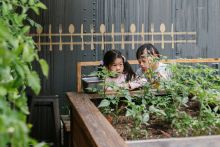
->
[104,100,201,140]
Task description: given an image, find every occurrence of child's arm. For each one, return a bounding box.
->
[105,75,129,91]
[128,77,148,90]
[105,83,129,91]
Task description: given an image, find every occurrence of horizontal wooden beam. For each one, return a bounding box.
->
[31,31,196,37]
[78,58,220,67]
[161,58,220,63]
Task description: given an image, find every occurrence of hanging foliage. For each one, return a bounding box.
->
[0,0,48,146]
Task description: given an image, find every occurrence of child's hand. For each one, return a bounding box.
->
[120,83,129,89]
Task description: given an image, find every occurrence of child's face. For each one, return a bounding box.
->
[138,49,154,72]
[138,57,152,72]
[108,58,124,74]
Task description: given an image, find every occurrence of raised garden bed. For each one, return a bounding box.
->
[68,63,220,146]
[67,92,220,147]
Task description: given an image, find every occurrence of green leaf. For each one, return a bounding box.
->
[22,44,35,62]
[20,105,29,115]
[13,44,23,56]
[22,64,31,75]
[21,26,30,34]
[0,67,13,83]
[0,86,7,96]
[14,14,27,26]
[181,97,189,107]
[125,95,132,102]
[28,0,35,6]
[149,105,166,116]
[36,2,47,10]
[27,18,35,26]
[85,87,97,93]
[98,99,110,108]
[15,62,25,79]
[0,21,13,44]
[142,113,149,123]
[125,109,133,117]
[21,0,27,4]
[107,95,115,100]
[34,142,48,147]
[2,2,9,15]
[27,71,40,94]
[31,6,39,15]
[39,59,49,77]
[214,106,219,113]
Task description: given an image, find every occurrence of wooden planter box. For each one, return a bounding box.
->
[67,92,220,147]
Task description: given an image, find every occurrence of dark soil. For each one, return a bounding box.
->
[103,100,201,140]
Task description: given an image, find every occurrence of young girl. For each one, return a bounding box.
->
[136,43,171,80]
[103,50,146,91]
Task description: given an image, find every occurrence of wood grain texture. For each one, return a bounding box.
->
[66,92,127,147]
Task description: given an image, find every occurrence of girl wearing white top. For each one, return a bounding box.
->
[135,44,171,82]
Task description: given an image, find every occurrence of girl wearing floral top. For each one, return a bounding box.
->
[103,50,147,91]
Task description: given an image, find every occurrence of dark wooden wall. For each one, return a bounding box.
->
[31,0,220,113]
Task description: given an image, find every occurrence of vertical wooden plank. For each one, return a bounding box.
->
[148,0,173,57]
[197,0,208,58]
[60,0,81,112]
[207,0,220,58]
[170,0,176,59]
[180,0,199,58]
[51,0,65,107]
[175,0,184,59]
[95,0,106,64]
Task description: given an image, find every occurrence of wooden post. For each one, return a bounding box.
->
[77,62,82,92]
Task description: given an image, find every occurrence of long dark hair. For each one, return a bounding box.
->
[103,50,135,81]
[136,43,160,59]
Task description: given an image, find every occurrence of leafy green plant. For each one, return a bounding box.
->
[160,63,220,135]
[94,68,147,133]
[0,0,48,146]
[89,60,220,139]
[126,101,149,127]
